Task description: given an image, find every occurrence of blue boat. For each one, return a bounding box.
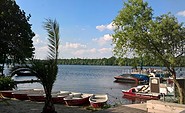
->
[132,74,149,84]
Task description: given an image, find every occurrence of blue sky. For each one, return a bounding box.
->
[15,0,185,59]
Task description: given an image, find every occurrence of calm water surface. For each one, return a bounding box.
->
[14,65,142,105]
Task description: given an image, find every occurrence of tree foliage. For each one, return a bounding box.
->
[0,76,15,90]
[0,0,35,66]
[113,0,185,104]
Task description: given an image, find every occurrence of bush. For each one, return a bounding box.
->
[0,76,15,90]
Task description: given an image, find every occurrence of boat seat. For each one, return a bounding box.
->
[91,98,105,103]
[72,97,82,100]
[69,93,82,98]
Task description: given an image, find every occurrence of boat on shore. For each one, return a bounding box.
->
[0,90,14,98]
[64,92,93,106]
[89,94,108,108]
[122,86,160,100]
[12,89,43,100]
[51,91,71,104]
[28,90,71,103]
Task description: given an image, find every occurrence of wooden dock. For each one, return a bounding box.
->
[14,79,41,84]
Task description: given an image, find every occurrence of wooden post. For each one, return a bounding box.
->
[150,77,160,93]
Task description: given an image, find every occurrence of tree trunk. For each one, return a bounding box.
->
[1,54,6,76]
[42,88,57,113]
[171,69,185,104]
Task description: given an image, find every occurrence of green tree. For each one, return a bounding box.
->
[113,0,185,104]
[0,0,35,75]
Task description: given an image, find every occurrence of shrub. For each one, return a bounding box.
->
[0,76,15,90]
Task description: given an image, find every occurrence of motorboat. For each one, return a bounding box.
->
[114,74,149,84]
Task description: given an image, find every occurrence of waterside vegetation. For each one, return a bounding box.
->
[57,56,185,67]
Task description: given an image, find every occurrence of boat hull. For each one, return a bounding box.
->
[12,89,44,100]
[13,93,28,100]
[52,96,65,104]
[114,76,138,83]
[90,102,106,108]
[28,94,45,102]
[0,90,13,98]
[65,97,90,106]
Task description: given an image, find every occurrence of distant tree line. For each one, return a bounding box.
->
[57,56,185,67]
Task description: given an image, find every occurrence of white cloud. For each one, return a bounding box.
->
[60,45,113,58]
[92,34,113,46]
[32,34,113,59]
[32,34,42,45]
[177,10,185,17]
[98,48,112,54]
[63,42,87,49]
[73,48,96,56]
[96,22,115,31]
[70,48,112,58]
[32,34,48,59]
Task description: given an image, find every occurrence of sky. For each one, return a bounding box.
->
[15,0,185,59]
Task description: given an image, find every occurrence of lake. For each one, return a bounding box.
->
[12,65,174,105]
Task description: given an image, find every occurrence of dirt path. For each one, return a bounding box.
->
[0,99,147,113]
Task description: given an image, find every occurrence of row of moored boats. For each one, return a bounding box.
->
[0,89,108,108]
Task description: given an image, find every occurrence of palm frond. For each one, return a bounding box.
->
[43,19,60,60]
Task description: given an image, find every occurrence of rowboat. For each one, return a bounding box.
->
[12,89,43,100]
[27,91,45,102]
[122,86,160,100]
[12,90,30,100]
[64,92,93,106]
[51,91,71,104]
[0,90,14,98]
[28,91,71,103]
[89,94,108,108]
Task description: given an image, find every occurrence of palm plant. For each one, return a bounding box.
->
[34,19,59,113]
[11,19,60,113]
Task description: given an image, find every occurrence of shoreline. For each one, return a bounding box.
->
[0,99,147,113]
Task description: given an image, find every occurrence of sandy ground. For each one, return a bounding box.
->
[0,99,147,113]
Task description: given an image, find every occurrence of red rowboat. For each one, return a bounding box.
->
[64,93,93,106]
[51,91,71,104]
[0,90,14,98]
[89,94,108,108]
[28,91,71,103]
[12,89,43,100]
